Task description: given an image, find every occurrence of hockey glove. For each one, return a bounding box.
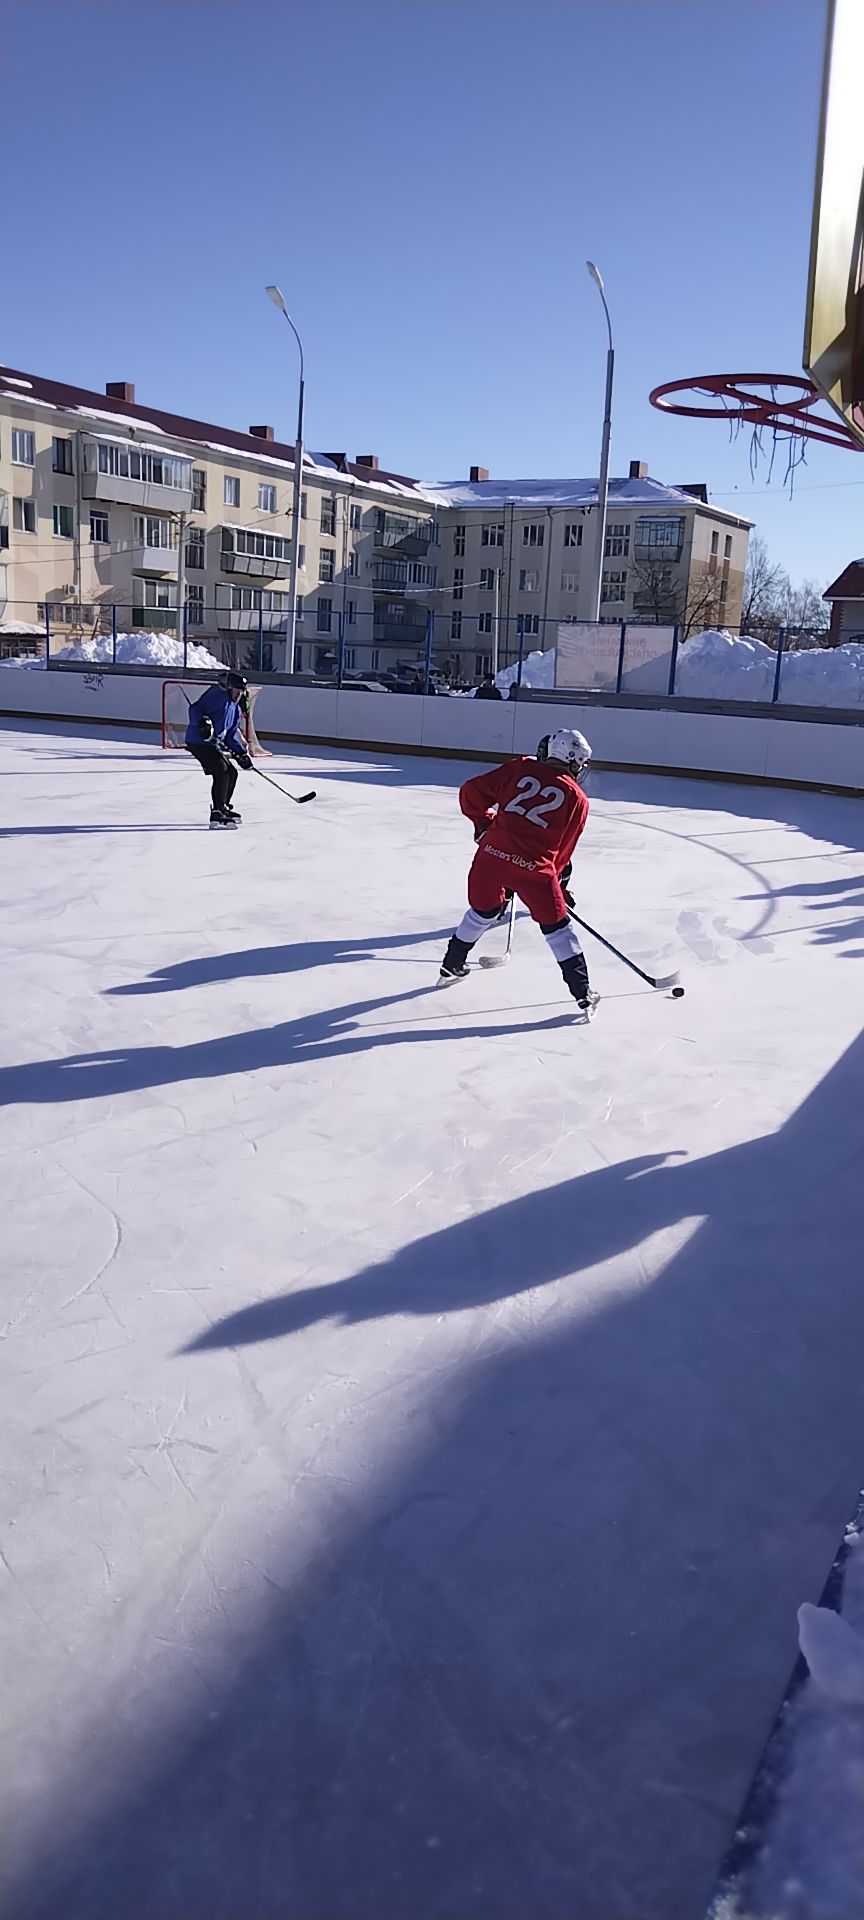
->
[200,716,215,741]
[231,746,253,771]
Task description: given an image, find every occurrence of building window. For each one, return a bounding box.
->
[185,525,205,569]
[90,442,190,488]
[519,569,539,592]
[479,567,496,590]
[601,570,627,603]
[481,524,504,547]
[604,522,629,558]
[450,610,462,640]
[635,516,684,551]
[224,475,240,507]
[321,496,337,536]
[724,534,732,558]
[13,498,36,534]
[561,570,578,593]
[52,436,73,475]
[298,544,306,570]
[134,513,175,550]
[711,530,719,556]
[228,586,287,613]
[192,468,206,512]
[348,549,359,577]
[90,510,109,545]
[477,610,493,635]
[349,502,361,530]
[719,578,728,606]
[453,525,466,556]
[292,645,301,670]
[518,613,540,638]
[564,523,583,548]
[186,584,204,627]
[347,599,356,625]
[53,503,74,538]
[142,578,177,610]
[301,491,308,518]
[370,649,379,670]
[221,526,291,563]
[319,547,335,583]
[258,483,277,513]
[344,647,356,671]
[475,654,492,677]
[316,596,333,633]
[12,430,35,465]
[453,567,464,601]
[522,523,545,547]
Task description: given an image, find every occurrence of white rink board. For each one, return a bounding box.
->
[3,663,864,790]
[3,716,864,1919]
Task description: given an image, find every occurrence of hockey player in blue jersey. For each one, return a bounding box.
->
[185,672,252,829]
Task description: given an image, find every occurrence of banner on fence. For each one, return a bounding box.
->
[555,622,675,695]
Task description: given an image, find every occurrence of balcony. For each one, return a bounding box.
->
[372,609,428,647]
[81,437,193,513]
[374,511,436,557]
[371,560,437,594]
[132,541,179,576]
[216,607,287,633]
[633,542,683,565]
[220,529,291,581]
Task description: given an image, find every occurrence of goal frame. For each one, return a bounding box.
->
[161,679,269,754]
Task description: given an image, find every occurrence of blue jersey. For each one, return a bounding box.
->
[185,684,245,750]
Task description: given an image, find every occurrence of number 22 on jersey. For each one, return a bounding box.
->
[503,776,565,828]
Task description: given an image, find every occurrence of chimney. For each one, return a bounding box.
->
[470,464,489,483]
[628,459,648,480]
[106,380,135,404]
[249,424,275,442]
[355,454,379,471]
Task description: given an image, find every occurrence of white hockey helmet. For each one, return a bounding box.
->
[545,727,592,775]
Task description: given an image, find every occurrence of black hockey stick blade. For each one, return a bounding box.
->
[251,765,316,805]
[478,894,516,968]
[568,908,680,991]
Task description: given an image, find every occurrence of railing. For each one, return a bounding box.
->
[0,602,859,711]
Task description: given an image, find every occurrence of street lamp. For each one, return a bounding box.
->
[265,284,305,674]
[586,261,614,624]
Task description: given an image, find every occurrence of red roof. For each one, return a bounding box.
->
[824,561,864,600]
[0,364,428,497]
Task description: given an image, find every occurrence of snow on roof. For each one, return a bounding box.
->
[1,375,33,390]
[422,474,720,510]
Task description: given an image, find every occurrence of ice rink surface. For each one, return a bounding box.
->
[3,717,864,1920]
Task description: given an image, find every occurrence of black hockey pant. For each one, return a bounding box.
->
[186,744,238,814]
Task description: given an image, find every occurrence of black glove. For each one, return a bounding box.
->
[231,746,253,771]
[474,820,489,843]
[200,715,214,741]
[562,883,576,910]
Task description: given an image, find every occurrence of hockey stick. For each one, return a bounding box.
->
[248,764,316,806]
[567,908,681,992]
[479,895,516,969]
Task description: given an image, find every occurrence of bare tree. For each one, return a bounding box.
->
[631,557,723,637]
[776,575,830,640]
[740,533,786,634]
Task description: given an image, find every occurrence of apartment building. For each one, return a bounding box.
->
[424,465,751,677]
[0,365,750,678]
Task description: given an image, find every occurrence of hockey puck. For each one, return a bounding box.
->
[671,986,685,998]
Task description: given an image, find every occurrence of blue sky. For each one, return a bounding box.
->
[5,0,859,587]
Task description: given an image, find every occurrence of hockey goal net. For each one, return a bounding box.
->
[161,680,270,754]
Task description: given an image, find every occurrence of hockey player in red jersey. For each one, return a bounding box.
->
[439,728,598,1017]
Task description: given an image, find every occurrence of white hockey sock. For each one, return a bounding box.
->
[544,922,584,965]
[455,906,499,946]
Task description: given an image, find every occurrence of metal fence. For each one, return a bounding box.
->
[0,601,860,712]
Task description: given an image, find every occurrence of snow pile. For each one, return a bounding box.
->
[675,628,777,701]
[0,631,223,672]
[495,649,556,693]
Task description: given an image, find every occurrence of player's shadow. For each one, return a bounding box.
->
[107,927,455,995]
[0,981,574,1108]
[10,1031,864,1920]
[741,871,864,956]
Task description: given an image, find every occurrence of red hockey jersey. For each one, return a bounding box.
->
[459,757,589,875]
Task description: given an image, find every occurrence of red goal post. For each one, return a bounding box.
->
[161,680,270,755]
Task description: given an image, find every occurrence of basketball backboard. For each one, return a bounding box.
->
[802,0,864,448]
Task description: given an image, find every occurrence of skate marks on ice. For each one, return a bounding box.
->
[10,1033,864,1920]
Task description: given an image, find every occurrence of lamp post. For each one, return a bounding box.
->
[265,284,305,674]
[586,261,614,624]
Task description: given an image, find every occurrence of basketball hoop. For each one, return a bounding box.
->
[649,372,863,490]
